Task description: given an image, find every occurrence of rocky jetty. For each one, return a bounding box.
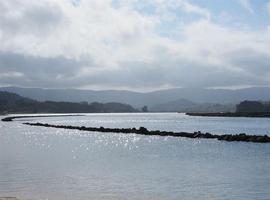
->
[23,122,270,143]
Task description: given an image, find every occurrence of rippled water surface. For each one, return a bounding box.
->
[0,113,270,200]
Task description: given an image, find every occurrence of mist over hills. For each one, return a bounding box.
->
[150,99,196,112]
[1,87,270,111]
[149,99,235,113]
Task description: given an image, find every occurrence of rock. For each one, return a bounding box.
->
[139,127,148,133]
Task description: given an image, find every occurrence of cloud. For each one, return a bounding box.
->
[237,0,254,14]
[267,1,270,14]
[0,0,65,37]
[180,0,210,20]
[0,51,92,87]
[0,0,269,91]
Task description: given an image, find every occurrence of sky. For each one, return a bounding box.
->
[0,0,270,91]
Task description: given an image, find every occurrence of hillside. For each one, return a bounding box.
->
[0,91,138,114]
[236,101,270,113]
[150,99,196,112]
[150,99,235,112]
[0,91,37,114]
[1,87,270,109]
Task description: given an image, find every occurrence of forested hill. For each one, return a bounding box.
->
[0,91,138,114]
[236,101,270,113]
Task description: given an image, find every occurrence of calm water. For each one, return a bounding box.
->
[0,113,269,200]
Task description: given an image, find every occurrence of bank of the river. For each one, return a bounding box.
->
[186,112,270,118]
[1,114,85,122]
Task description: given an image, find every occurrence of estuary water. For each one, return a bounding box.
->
[0,113,270,200]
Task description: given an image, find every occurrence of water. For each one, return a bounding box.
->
[0,113,269,200]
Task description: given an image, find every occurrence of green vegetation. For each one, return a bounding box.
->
[0,91,138,114]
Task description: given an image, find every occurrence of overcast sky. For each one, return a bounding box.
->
[0,0,270,91]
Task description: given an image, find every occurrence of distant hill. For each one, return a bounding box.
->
[236,101,270,113]
[150,99,235,112]
[147,87,270,105]
[185,103,235,113]
[0,91,138,114]
[0,91,37,113]
[150,99,196,112]
[1,86,270,110]
[0,87,146,107]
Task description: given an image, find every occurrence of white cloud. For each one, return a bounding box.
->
[237,0,254,14]
[0,0,270,90]
[267,1,270,14]
[180,0,210,20]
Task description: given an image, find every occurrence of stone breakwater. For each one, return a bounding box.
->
[23,122,270,143]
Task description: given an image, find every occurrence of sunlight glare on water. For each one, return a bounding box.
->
[0,113,270,200]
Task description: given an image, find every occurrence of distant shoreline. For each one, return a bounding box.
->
[185,112,270,118]
[1,114,85,122]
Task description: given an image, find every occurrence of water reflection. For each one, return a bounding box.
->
[0,113,270,200]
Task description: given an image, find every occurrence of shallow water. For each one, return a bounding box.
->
[0,113,270,200]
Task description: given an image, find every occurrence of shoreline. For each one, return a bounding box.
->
[186,112,270,118]
[1,114,85,122]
